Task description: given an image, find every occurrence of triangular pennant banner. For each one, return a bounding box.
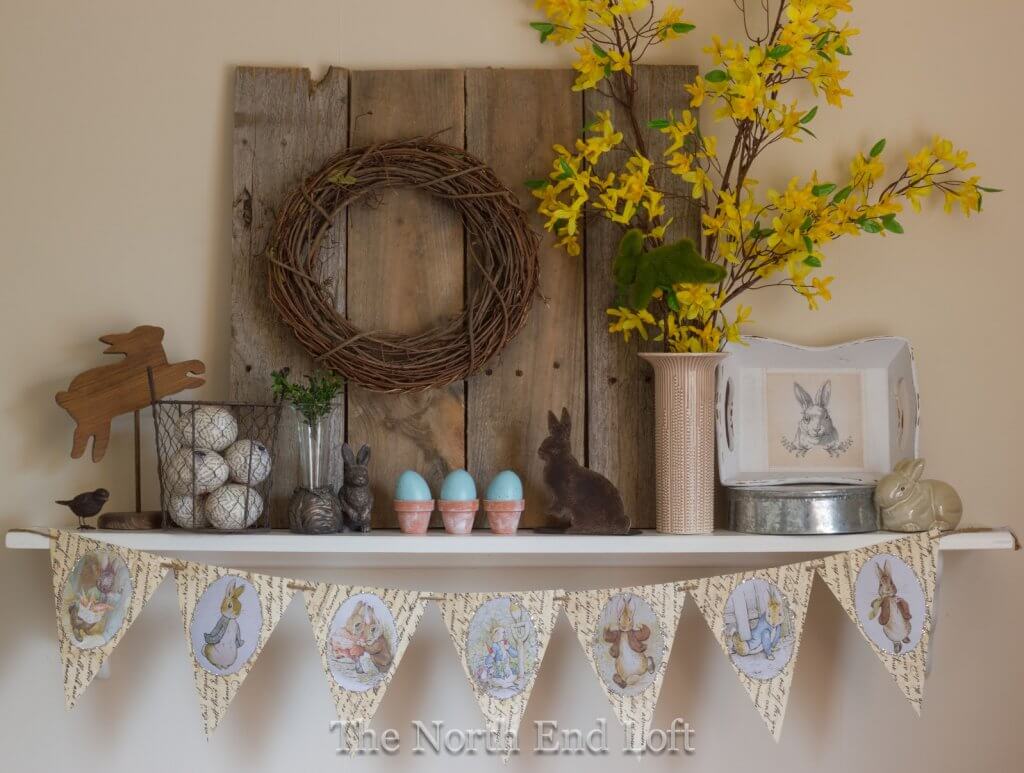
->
[175,562,295,736]
[690,562,814,740]
[563,583,685,753]
[439,590,560,759]
[817,531,937,714]
[304,584,426,753]
[50,529,168,709]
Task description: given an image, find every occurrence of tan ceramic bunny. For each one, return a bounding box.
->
[875,458,962,532]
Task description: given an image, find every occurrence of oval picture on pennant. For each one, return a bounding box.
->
[723,579,795,681]
[854,554,925,656]
[61,549,133,650]
[467,595,539,700]
[190,575,262,676]
[327,593,398,693]
[591,593,665,696]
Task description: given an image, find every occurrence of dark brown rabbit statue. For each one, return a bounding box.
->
[339,443,373,533]
[537,407,631,535]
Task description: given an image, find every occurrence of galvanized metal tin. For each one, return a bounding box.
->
[728,484,879,535]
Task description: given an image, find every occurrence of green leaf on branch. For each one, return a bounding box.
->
[672,23,696,34]
[524,179,549,190]
[831,185,853,204]
[647,118,671,129]
[593,43,608,58]
[837,45,852,55]
[977,185,1003,193]
[803,235,815,254]
[705,69,729,83]
[804,256,822,267]
[558,158,574,179]
[530,22,555,43]
[812,182,836,197]
[800,106,818,125]
[768,44,792,59]
[800,216,814,232]
[870,138,887,157]
[799,125,818,139]
[881,214,904,234]
[859,219,883,233]
[613,229,726,311]
[665,291,681,311]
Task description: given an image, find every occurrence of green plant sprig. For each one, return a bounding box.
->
[270,368,345,424]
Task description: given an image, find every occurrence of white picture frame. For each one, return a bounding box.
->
[716,337,919,486]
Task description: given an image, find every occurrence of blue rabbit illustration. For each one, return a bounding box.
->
[730,592,784,660]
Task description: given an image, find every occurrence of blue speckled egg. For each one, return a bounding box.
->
[394,470,432,501]
[485,470,523,501]
[440,469,477,501]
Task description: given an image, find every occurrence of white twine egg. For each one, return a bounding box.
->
[205,484,263,530]
[163,449,229,496]
[167,494,208,529]
[224,439,272,485]
[174,406,238,452]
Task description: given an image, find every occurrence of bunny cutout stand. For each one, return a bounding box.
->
[536,408,633,535]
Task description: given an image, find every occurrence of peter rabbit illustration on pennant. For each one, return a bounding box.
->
[190,575,263,676]
[723,579,797,681]
[593,593,665,697]
[327,593,396,692]
[854,555,926,656]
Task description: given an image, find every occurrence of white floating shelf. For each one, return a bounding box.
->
[5,527,1016,568]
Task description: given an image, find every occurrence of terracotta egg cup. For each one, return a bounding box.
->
[483,499,526,535]
[394,500,435,534]
[438,499,479,534]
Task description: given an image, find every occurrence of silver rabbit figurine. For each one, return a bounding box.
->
[339,443,373,533]
[875,458,962,532]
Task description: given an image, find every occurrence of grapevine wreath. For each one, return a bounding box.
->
[266,137,541,392]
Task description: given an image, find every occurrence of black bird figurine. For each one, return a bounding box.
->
[55,488,110,529]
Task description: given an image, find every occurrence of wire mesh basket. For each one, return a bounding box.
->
[151,398,282,532]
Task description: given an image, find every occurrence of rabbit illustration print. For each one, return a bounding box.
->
[190,575,262,676]
[466,596,539,700]
[723,579,796,680]
[327,593,397,692]
[593,593,665,696]
[60,549,132,649]
[767,370,864,471]
[854,555,926,655]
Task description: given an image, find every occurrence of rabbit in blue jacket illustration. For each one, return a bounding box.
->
[203,580,245,669]
[730,591,784,660]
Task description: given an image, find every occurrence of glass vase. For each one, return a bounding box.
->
[294,403,343,490]
[288,402,344,534]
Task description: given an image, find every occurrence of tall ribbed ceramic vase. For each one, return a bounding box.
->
[639,352,728,534]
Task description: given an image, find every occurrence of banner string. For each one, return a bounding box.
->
[9,525,972,596]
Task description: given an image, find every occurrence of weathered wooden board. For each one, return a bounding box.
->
[230,66,699,530]
[465,69,585,528]
[584,65,700,528]
[230,67,349,526]
[346,70,467,528]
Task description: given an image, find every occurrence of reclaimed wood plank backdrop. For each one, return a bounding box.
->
[230,65,698,529]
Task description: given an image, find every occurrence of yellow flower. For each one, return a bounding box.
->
[572,45,606,91]
[684,76,707,107]
[607,48,633,75]
[850,152,884,185]
[657,6,692,40]
[607,307,656,342]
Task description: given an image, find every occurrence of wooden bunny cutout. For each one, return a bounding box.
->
[56,325,205,462]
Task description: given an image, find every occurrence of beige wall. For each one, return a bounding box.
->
[1,1,1020,770]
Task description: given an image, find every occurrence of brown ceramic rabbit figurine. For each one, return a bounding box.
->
[537,407,631,535]
[339,443,373,533]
